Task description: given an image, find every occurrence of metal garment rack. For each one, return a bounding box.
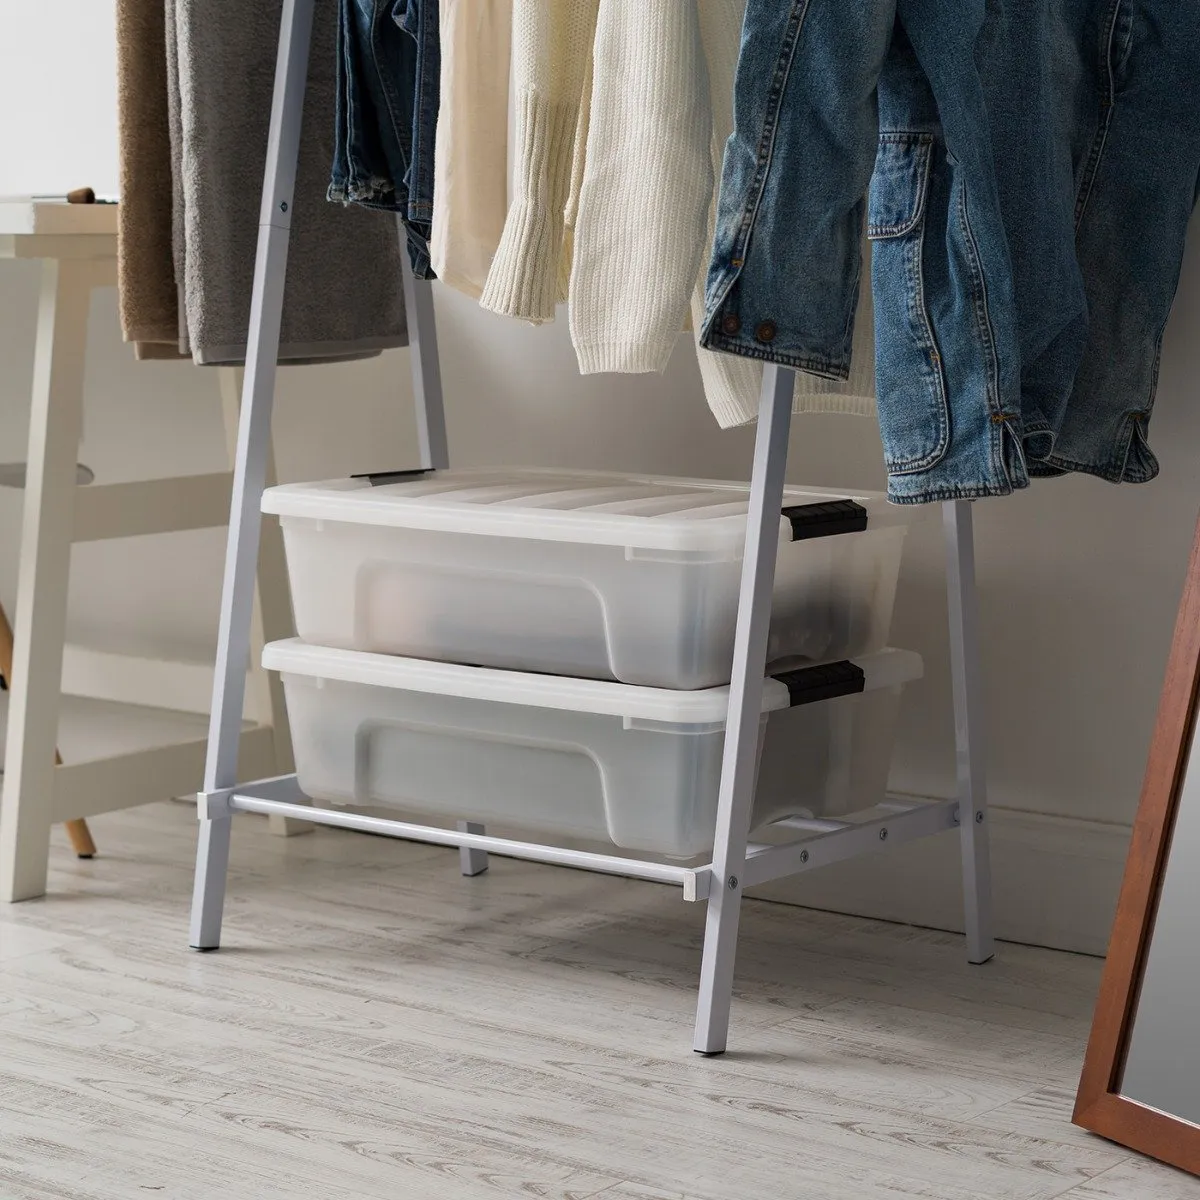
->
[188,0,995,1055]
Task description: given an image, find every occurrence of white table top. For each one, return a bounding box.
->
[0,198,118,236]
[0,199,119,262]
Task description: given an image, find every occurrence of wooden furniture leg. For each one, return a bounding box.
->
[60,788,96,856]
[0,259,92,900]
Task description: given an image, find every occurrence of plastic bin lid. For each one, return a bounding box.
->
[262,468,918,554]
[262,640,923,724]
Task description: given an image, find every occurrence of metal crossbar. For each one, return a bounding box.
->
[187,0,995,1054]
[743,800,961,888]
[227,784,715,901]
[203,773,958,908]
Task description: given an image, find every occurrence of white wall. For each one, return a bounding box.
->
[3,3,1198,951]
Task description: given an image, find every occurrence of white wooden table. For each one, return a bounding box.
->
[0,200,302,903]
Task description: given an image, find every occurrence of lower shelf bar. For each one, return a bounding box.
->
[220,779,958,904]
[227,792,713,901]
[742,800,961,888]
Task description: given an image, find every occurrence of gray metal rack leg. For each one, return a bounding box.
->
[188,0,995,1051]
[945,500,995,964]
[189,0,315,950]
[693,364,795,1054]
[690,373,997,1051]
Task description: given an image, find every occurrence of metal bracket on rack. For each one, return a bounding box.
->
[196,791,234,821]
[197,773,308,821]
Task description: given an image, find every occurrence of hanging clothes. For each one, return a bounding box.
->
[1027,4,1200,485]
[479,0,600,323]
[164,0,189,355]
[557,56,593,308]
[115,0,182,358]
[701,1,1028,504]
[474,0,875,427]
[170,0,409,365]
[329,0,441,277]
[690,0,875,429]
[703,0,1200,502]
[568,0,712,375]
[567,0,876,427]
[429,0,512,298]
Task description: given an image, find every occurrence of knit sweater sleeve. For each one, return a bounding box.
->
[569,0,713,374]
[557,51,592,304]
[479,0,599,324]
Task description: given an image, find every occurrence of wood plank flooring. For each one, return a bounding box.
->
[0,801,1195,1200]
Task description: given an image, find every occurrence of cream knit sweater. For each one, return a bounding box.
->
[429,0,512,298]
[482,0,876,427]
[479,0,599,322]
[569,0,712,374]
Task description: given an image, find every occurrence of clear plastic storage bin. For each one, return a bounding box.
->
[264,640,923,858]
[263,468,918,690]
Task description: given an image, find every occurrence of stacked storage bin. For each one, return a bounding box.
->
[262,468,924,858]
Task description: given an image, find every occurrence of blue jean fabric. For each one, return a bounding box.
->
[329,0,440,278]
[1030,3,1200,484]
[703,0,1200,503]
[870,11,1039,502]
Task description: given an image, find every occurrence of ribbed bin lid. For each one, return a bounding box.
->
[263,640,923,724]
[262,468,915,554]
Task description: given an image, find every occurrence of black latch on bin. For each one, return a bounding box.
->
[781,498,867,540]
[350,468,437,487]
[771,660,866,707]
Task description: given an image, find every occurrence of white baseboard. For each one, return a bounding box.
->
[750,796,1132,957]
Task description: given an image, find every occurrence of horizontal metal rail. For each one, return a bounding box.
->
[742,799,960,888]
[216,776,959,907]
[227,791,713,901]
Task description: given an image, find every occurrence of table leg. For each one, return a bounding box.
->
[0,259,92,900]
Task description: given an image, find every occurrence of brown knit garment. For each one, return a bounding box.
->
[115,0,183,354]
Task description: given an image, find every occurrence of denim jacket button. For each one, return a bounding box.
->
[755,320,777,343]
[720,313,742,336]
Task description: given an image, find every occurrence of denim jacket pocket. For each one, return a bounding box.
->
[868,133,951,474]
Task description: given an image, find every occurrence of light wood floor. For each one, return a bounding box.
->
[1,802,1196,1200]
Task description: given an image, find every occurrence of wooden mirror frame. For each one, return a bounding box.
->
[1074,518,1200,1174]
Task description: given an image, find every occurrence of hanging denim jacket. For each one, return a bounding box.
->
[1029,3,1200,484]
[703,0,1200,503]
[869,9,1054,503]
[328,0,440,278]
[700,0,1035,502]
